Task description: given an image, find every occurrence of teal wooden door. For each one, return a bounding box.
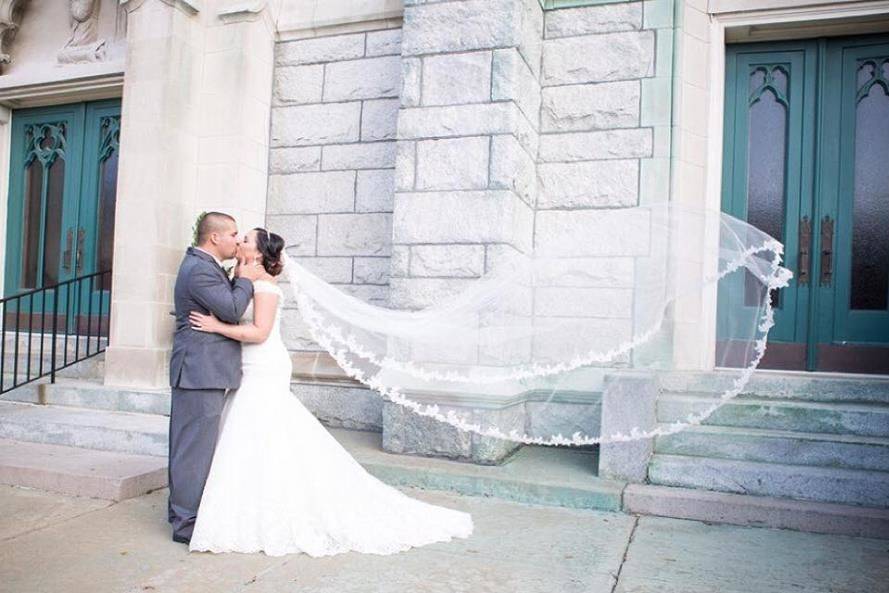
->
[815,36,889,372]
[4,100,120,329]
[721,34,889,373]
[5,104,85,298]
[719,41,817,370]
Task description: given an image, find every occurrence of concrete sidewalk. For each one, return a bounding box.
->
[1,485,887,593]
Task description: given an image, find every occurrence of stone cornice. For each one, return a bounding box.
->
[541,0,629,8]
[120,0,201,16]
[709,0,889,14]
[277,13,404,42]
[0,68,124,108]
[218,0,266,23]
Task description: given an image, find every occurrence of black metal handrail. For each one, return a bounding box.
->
[0,269,112,395]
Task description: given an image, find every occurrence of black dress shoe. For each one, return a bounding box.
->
[172,534,191,545]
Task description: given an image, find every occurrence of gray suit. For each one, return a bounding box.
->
[168,247,253,542]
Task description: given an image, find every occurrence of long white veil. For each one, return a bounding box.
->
[281,202,792,446]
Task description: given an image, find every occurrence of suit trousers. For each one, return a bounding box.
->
[167,387,226,541]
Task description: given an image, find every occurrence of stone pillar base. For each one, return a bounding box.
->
[598,371,659,483]
[382,400,523,465]
[103,346,168,390]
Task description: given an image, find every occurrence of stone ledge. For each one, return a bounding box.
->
[277,2,404,42]
[0,438,167,502]
[624,483,889,540]
[341,427,624,511]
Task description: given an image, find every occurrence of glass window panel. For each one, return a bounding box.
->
[749,68,766,92]
[773,66,788,96]
[850,72,889,310]
[41,158,65,287]
[857,61,875,87]
[21,160,43,289]
[745,79,788,308]
[96,150,118,273]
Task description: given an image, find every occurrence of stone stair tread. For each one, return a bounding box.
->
[654,425,889,472]
[662,370,889,403]
[331,427,624,511]
[649,453,889,508]
[0,401,168,426]
[657,393,889,437]
[651,452,889,481]
[663,388,889,405]
[0,438,166,501]
[657,423,889,446]
[659,392,889,412]
[0,402,168,456]
[624,483,889,539]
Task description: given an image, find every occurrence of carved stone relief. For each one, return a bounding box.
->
[57,0,106,64]
[0,0,27,71]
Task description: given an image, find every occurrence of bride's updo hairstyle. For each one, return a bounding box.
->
[254,228,285,276]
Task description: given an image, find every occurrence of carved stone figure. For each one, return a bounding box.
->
[57,0,106,64]
[0,0,28,71]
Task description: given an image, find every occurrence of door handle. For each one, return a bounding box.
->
[820,215,834,287]
[798,216,811,286]
[62,228,73,271]
[75,227,86,274]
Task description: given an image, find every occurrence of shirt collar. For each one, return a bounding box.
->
[194,246,223,267]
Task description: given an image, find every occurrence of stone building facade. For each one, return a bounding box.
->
[1,0,888,484]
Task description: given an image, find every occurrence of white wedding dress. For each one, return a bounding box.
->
[189,280,473,557]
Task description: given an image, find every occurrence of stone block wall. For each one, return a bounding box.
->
[390,0,542,311]
[533,1,672,366]
[267,27,403,350]
[267,0,673,354]
[264,0,677,455]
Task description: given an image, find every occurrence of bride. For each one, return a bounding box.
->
[186,228,473,557]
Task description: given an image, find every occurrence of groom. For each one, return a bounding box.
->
[168,211,263,544]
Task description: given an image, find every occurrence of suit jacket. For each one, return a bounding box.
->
[169,247,254,389]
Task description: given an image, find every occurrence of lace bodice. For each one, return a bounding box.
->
[241,280,286,364]
[241,280,284,321]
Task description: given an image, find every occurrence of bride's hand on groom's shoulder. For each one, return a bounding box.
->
[189,311,222,334]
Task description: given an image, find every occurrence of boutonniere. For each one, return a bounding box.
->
[221,260,236,281]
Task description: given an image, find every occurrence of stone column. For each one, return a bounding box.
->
[598,371,658,482]
[382,0,543,463]
[103,0,276,389]
[670,0,720,371]
[0,105,10,293]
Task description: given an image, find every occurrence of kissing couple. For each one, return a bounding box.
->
[167,211,473,557]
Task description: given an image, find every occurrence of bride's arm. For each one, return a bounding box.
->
[189,292,279,344]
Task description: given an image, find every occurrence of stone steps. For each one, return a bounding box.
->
[0,438,166,501]
[648,454,889,508]
[0,375,42,403]
[41,379,170,415]
[0,400,623,512]
[1,376,169,415]
[653,376,889,508]
[1,397,884,537]
[0,402,168,457]
[2,354,105,381]
[655,425,889,472]
[2,330,107,350]
[658,394,889,437]
[660,370,889,404]
[339,428,623,511]
[624,483,889,539]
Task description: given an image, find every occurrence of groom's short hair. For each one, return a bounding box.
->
[197,212,236,245]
